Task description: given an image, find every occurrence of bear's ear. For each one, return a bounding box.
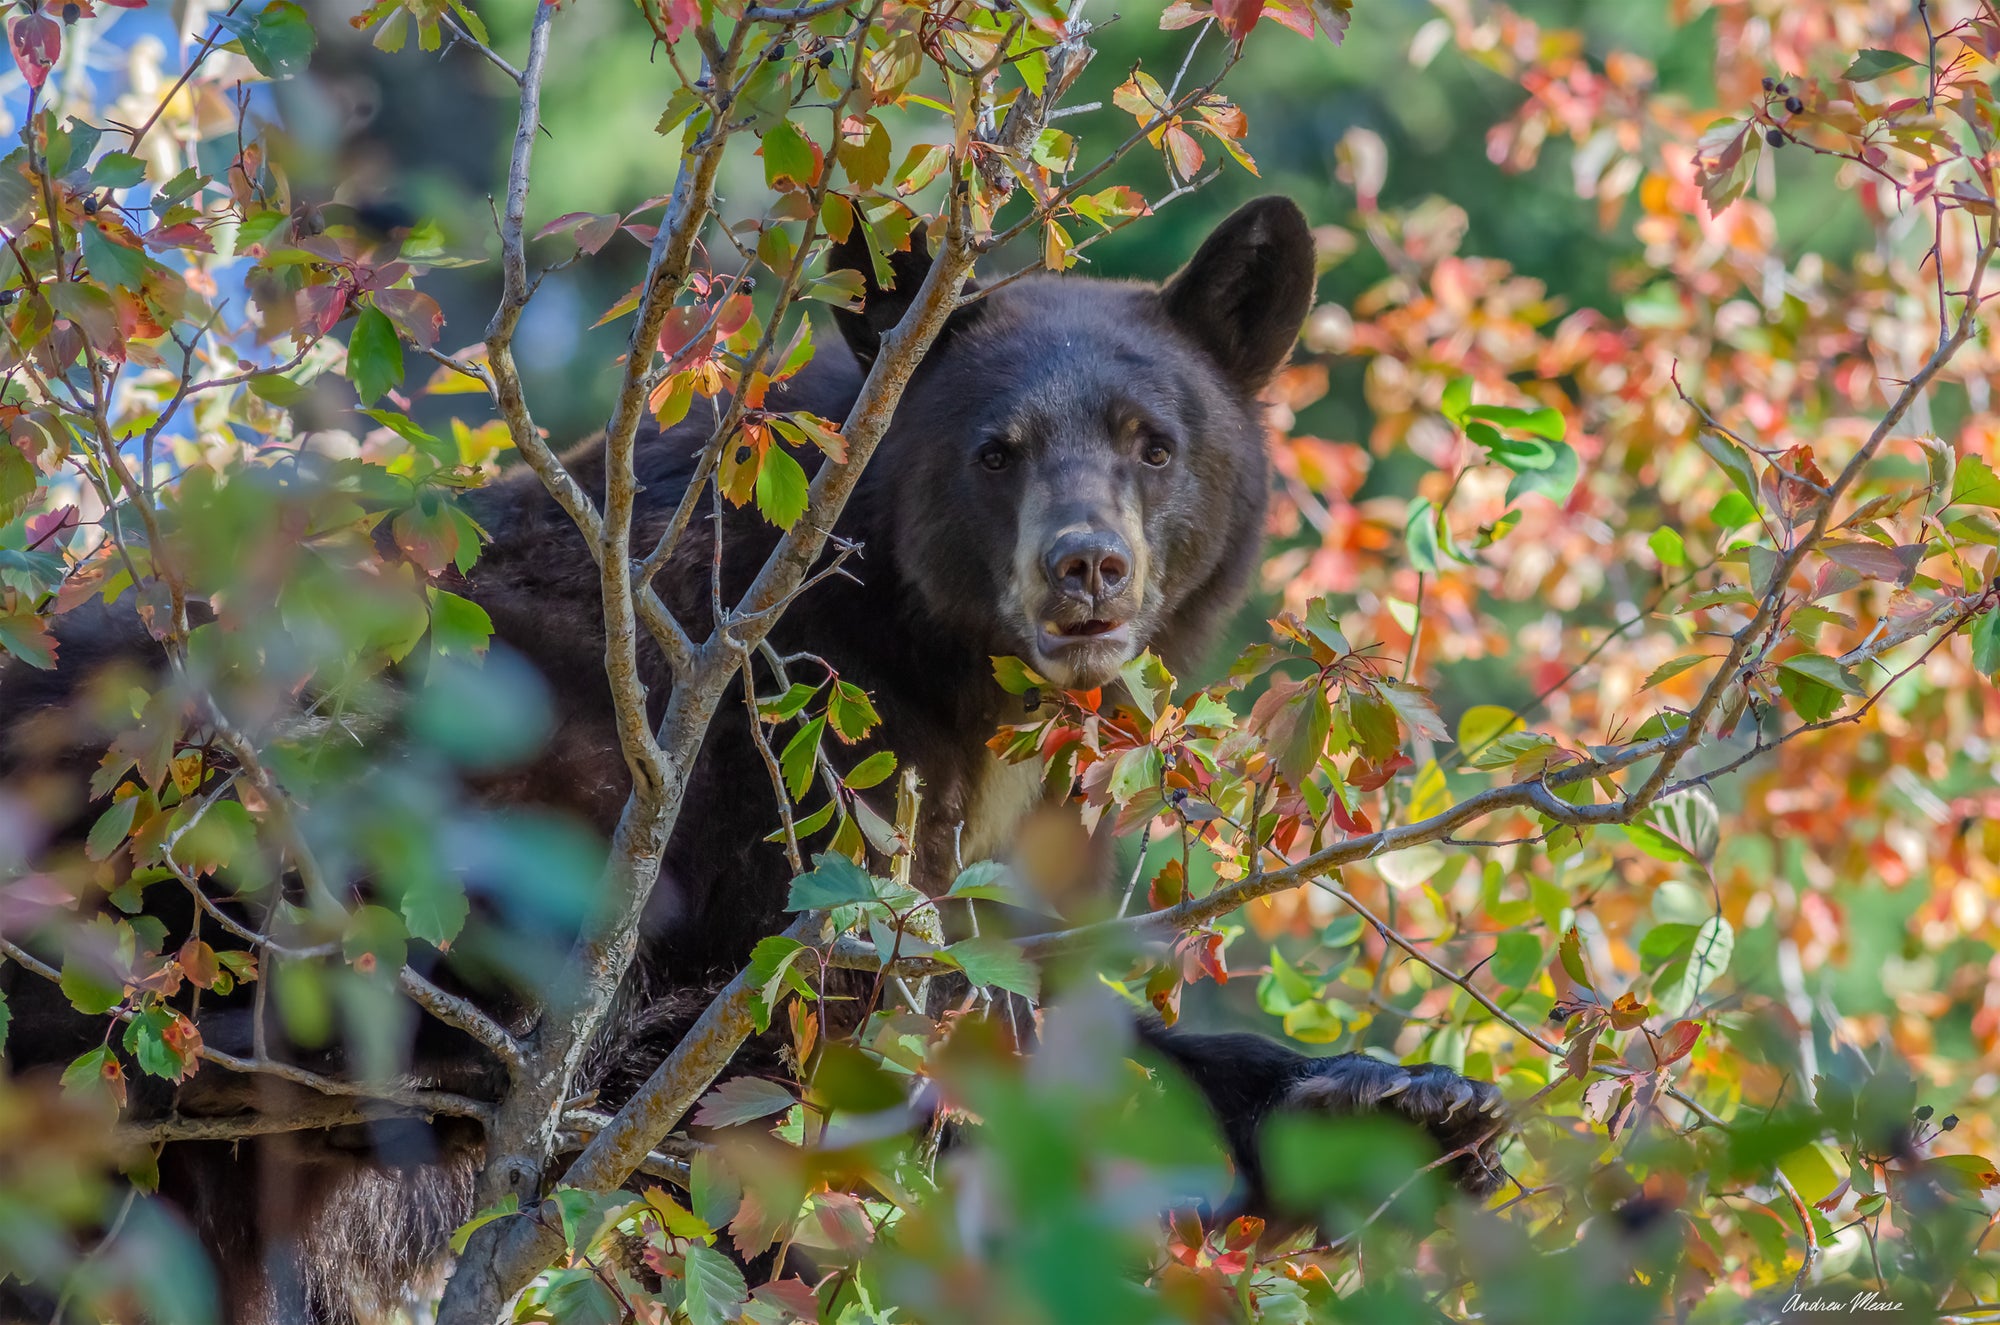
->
[1159,196,1316,391]
[825,222,977,369]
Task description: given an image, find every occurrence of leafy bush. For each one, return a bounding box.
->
[1,1,1997,1322]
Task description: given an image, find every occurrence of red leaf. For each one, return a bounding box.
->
[295,283,351,338]
[1345,752,1411,792]
[375,289,444,351]
[691,1076,796,1129]
[26,504,77,548]
[9,14,59,90]
[751,1280,822,1321]
[1653,1019,1703,1067]
[1213,0,1265,42]
[145,222,215,253]
[536,210,621,255]
[1164,125,1206,178]
[1821,540,1918,584]
[658,304,718,364]
[1221,1215,1264,1251]
[657,0,698,39]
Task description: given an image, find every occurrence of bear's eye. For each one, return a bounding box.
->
[976,441,1012,472]
[1140,436,1174,468]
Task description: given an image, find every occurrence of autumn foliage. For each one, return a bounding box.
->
[3,1,2000,1323]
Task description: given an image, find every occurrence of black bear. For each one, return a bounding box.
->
[0,197,1507,1324]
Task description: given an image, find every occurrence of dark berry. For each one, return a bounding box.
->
[817,48,836,68]
[62,2,79,21]
[1765,128,1785,147]
[1775,81,1789,95]
[1168,788,1188,806]
[81,194,99,215]
[1022,688,1040,711]
[1943,1114,1960,1131]
[769,42,788,60]
[1916,1105,1934,1120]
[0,288,15,306]
[1761,77,1774,91]
[1785,96,1803,114]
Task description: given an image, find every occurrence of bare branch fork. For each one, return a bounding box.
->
[432,3,1054,1315]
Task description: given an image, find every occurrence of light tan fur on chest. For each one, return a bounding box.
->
[953,753,1047,866]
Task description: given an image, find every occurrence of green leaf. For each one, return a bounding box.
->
[692,1076,798,1128]
[1697,431,1762,509]
[171,800,256,877]
[80,223,148,291]
[0,608,55,670]
[428,588,493,660]
[347,304,404,404]
[945,861,1064,917]
[1624,821,1700,868]
[1466,730,1559,770]
[1649,527,1687,567]
[1638,922,1698,969]
[1776,667,1843,724]
[685,1241,751,1325]
[1117,651,1173,724]
[758,681,821,722]
[86,796,139,862]
[945,860,1012,901]
[60,954,122,1016]
[401,875,469,948]
[1108,745,1165,804]
[1843,49,1922,81]
[827,681,879,743]
[1972,610,2000,678]
[1456,704,1523,753]
[746,935,814,1032]
[690,1149,742,1231]
[237,0,315,78]
[1504,441,1579,505]
[122,1006,189,1079]
[449,1195,519,1254]
[754,443,810,529]
[941,935,1040,998]
[786,851,878,910]
[0,443,40,526]
[90,152,147,190]
[1642,654,1711,690]
[1656,915,1734,1015]
[761,119,817,190]
[1950,454,2000,509]
[991,655,1048,695]
[248,373,309,407]
[1778,1141,1847,1206]
[1490,933,1543,989]
[1712,491,1758,528]
[842,750,896,790]
[60,1045,120,1100]
[1777,654,1862,695]
[779,714,826,801]
[1439,375,1472,425]
[1558,926,1592,991]
[1464,402,1566,441]
[1405,498,1443,573]
[541,1273,622,1325]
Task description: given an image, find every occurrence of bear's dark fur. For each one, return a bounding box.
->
[1,197,1508,1324]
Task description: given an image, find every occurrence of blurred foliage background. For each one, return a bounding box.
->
[296,0,1701,444]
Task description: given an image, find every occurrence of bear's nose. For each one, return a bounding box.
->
[1044,530,1132,599]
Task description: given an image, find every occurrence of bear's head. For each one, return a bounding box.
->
[830,196,1316,690]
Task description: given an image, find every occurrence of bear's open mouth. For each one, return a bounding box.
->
[1042,617,1131,647]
